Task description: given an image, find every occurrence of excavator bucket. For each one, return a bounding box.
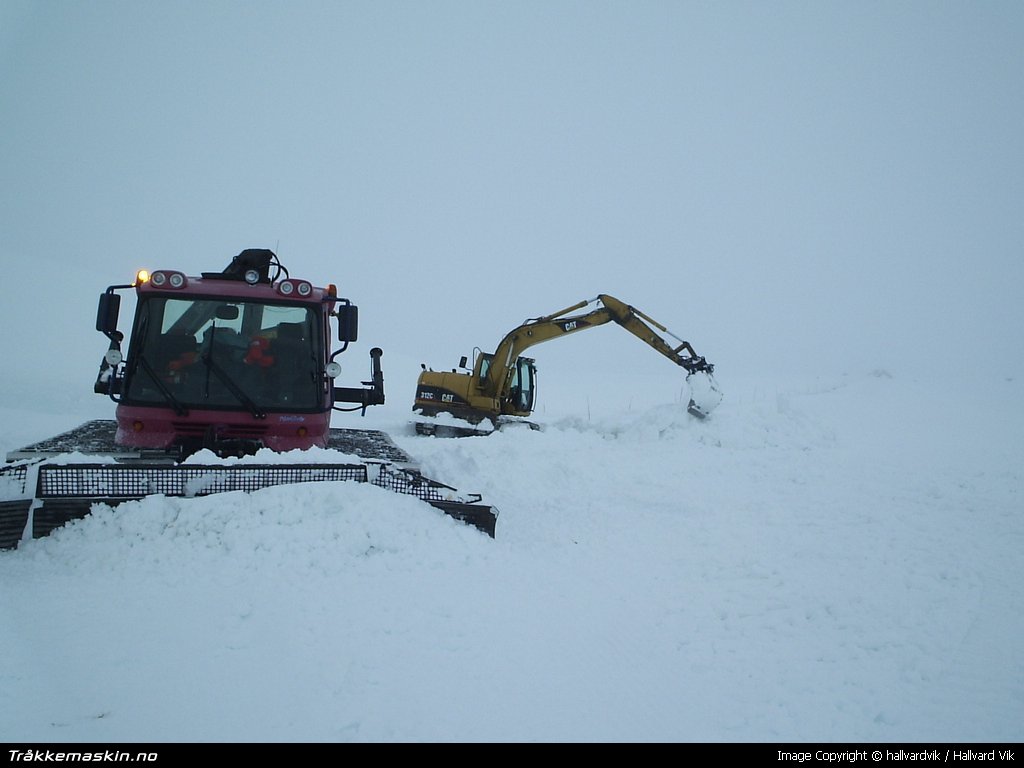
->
[686,371,723,419]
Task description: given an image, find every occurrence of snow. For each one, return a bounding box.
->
[180,446,369,467]
[1,369,1021,743]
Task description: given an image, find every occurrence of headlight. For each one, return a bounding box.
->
[148,270,188,289]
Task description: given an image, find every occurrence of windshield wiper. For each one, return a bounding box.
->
[137,355,190,417]
[200,347,266,420]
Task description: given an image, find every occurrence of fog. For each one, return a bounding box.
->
[2,1,1022,417]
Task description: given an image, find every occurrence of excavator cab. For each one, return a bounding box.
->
[476,354,536,416]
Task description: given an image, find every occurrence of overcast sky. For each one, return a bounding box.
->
[2,1,1021,415]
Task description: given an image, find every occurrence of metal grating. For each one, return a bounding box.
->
[372,465,459,502]
[0,463,29,496]
[36,463,368,499]
[10,459,496,541]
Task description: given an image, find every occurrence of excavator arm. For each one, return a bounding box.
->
[592,294,715,374]
[474,294,721,420]
[482,294,713,397]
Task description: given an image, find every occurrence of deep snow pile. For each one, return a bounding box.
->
[0,371,1021,742]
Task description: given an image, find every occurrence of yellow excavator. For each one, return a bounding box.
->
[411,294,722,436]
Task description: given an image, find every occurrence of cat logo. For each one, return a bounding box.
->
[562,321,577,332]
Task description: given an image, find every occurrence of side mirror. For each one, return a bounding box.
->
[459,356,468,369]
[337,304,358,343]
[96,292,120,334]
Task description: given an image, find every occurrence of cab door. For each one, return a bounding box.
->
[509,357,536,414]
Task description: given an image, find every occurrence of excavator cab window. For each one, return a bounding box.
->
[510,357,536,414]
[476,353,493,385]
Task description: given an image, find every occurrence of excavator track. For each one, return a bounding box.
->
[0,420,497,550]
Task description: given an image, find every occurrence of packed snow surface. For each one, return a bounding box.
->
[1,370,1021,742]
